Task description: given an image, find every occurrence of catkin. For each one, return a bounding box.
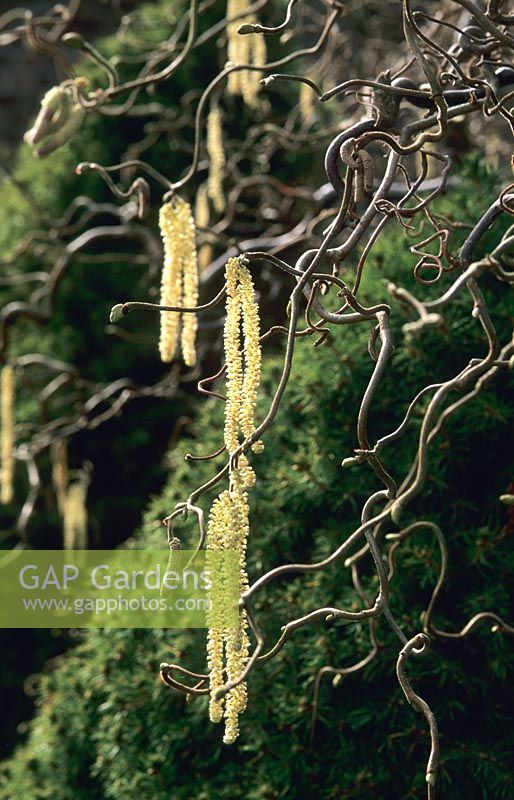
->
[299,81,314,126]
[222,486,250,745]
[52,439,69,517]
[240,26,267,109]
[159,200,183,362]
[226,0,266,106]
[0,365,15,505]
[224,257,245,455]
[195,183,213,273]
[227,0,248,96]
[63,481,88,550]
[224,256,264,461]
[205,254,262,744]
[207,106,226,214]
[206,491,231,724]
[159,196,199,366]
[239,266,261,444]
[207,622,225,724]
[180,226,199,368]
[195,183,210,230]
[206,486,251,744]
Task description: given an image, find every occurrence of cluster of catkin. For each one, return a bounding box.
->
[0,365,15,505]
[159,196,199,366]
[226,0,267,107]
[206,256,262,745]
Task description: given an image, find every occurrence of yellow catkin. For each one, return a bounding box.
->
[180,209,199,369]
[222,486,250,745]
[224,257,262,487]
[207,623,225,723]
[224,257,245,455]
[195,183,213,273]
[251,29,267,74]
[226,0,248,96]
[240,23,267,108]
[207,106,226,214]
[299,81,314,126]
[206,491,231,724]
[195,183,210,229]
[63,481,88,550]
[239,266,262,448]
[199,243,213,275]
[52,439,68,517]
[0,365,15,505]
[159,200,183,362]
[226,0,267,105]
[224,257,264,461]
[205,255,263,744]
[206,486,251,744]
[158,197,199,366]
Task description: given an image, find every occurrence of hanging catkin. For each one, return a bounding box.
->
[240,26,267,109]
[0,364,15,505]
[158,196,199,366]
[222,485,250,745]
[195,182,210,231]
[207,106,226,213]
[180,206,199,367]
[63,480,88,550]
[226,0,266,106]
[206,491,231,725]
[159,200,182,362]
[224,257,245,457]
[206,254,262,745]
[299,81,314,126]
[195,183,213,273]
[239,266,262,446]
[226,0,248,96]
[224,256,264,461]
[206,486,251,744]
[52,439,69,517]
